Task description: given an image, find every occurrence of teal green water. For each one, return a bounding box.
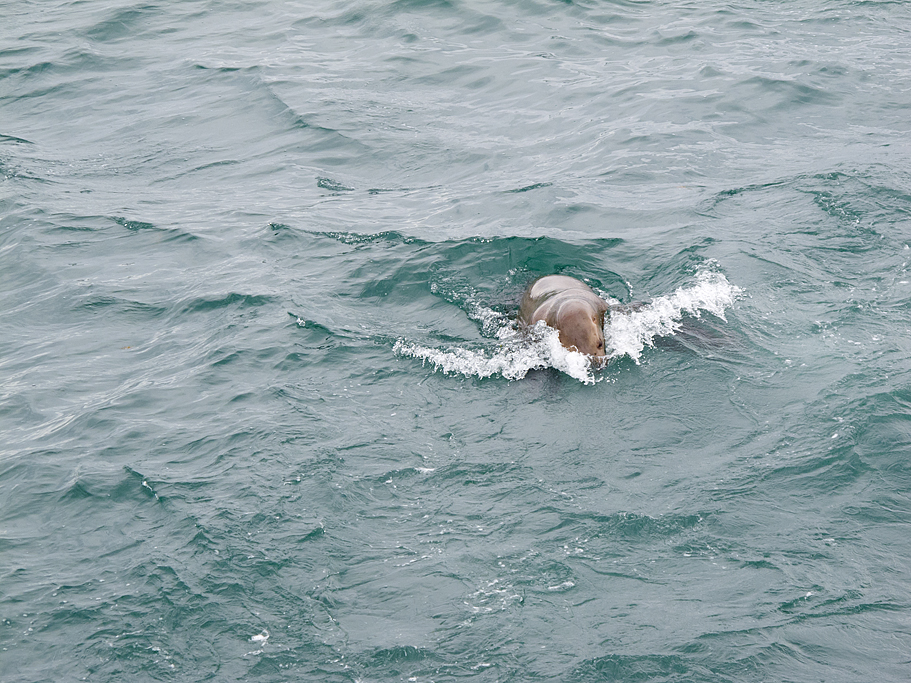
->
[3,1,911,681]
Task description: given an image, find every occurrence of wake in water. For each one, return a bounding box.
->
[395,322,596,383]
[395,265,742,384]
[604,266,742,362]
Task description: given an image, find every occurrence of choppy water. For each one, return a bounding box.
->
[3,1,911,681]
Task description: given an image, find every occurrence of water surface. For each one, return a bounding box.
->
[2,1,911,681]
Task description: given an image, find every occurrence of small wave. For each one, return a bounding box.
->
[395,264,741,383]
[429,280,509,337]
[395,323,598,384]
[606,266,742,363]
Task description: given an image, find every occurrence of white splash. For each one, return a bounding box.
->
[606,267,741,363]
[396,265,741,383]
[243,630,270,657]
[395,322,597,384]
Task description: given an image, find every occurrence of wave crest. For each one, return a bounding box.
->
[606,267,742,363]
[395,265,741,383]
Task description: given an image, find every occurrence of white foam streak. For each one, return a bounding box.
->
[396,266,741,382]
[394,323,597,384]
[606,269,741,363]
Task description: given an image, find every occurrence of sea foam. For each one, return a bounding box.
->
[395,265,741,383]
[605,266,742,363]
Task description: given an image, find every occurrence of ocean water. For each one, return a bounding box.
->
[3,0,911,681]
